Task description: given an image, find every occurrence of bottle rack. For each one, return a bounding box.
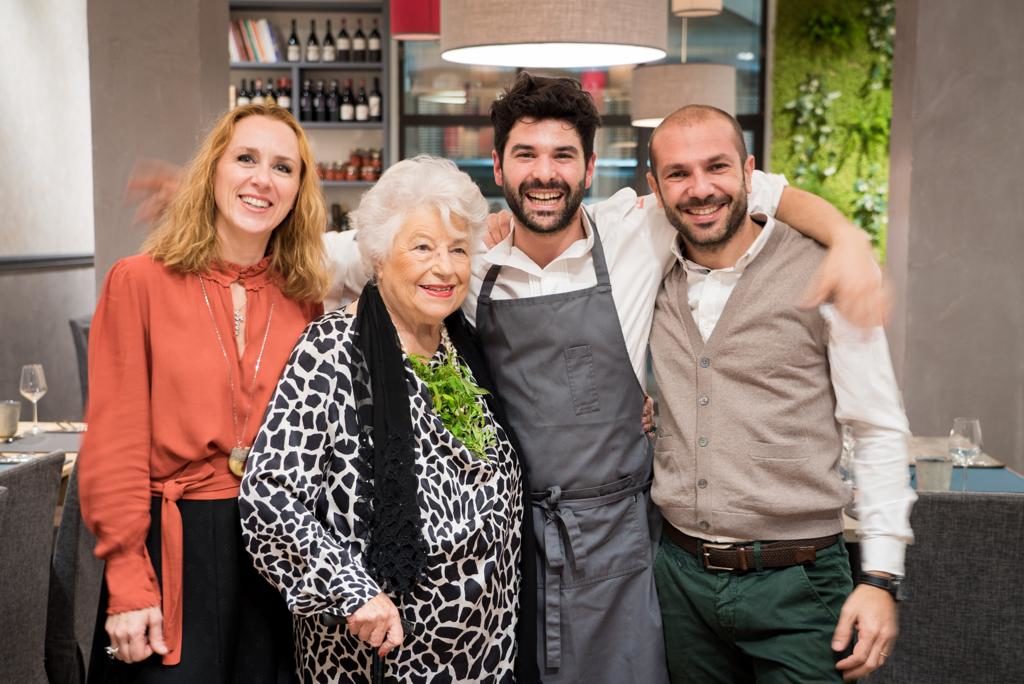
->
[229,0,390,183]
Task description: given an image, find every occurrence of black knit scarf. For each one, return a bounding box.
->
[355,281,428,595]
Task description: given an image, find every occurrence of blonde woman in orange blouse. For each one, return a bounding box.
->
[79,104,326,683]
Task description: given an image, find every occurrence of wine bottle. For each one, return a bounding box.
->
[352,19,367,63]
[355,80,369,122]
[340,79,355,122]
[326,80,340,121]
[336,18,351,63]
[312,80,327,122]
[330,203,344,231]
[299,79,313,121]
[368,18,381,62]
[322,19,337,62]
[306,19,321,62]
[369,77,382,121]
[236,79,251,106]
[251,78,266,105]
[276,78,292,110]
[286,19,301,62]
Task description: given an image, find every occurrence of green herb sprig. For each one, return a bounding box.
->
[408,340,496,460]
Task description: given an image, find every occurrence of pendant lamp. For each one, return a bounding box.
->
[391,0,440,41]
[440,0,666,68]
[671,0,723,17]
[631,63,736,127]
[631,8,734,128]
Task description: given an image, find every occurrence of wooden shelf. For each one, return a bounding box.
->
[300,121,383,129]
[231,1,383,10]
[231,61,383,70]
[320,180,375,187]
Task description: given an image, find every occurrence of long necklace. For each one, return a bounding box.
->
[199,275,275,477]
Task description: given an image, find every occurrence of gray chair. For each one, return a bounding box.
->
[0,484,8,528]
[866,492,1024,683]
[69,316,91,412]
[45,463,104,684]
[0,452,66,684]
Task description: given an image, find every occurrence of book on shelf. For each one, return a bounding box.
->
[229,18,282,64]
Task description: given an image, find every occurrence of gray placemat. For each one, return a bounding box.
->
[0,431,82,455]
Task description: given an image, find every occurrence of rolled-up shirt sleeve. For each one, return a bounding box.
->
[323,231,372,311]
[823,305,916,576]
[240,318,382,617]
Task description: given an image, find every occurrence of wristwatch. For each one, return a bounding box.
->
[858,574,905,601]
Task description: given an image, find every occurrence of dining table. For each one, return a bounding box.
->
[1,421,82,476]
[843,434,1024,540]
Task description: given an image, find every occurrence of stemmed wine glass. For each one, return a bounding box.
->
[19,364,48,435]
[948,417,982,492]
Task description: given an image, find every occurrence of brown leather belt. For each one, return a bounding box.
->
[663,521,839,572]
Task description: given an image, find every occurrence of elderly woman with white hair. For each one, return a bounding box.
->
[239,156,534,683]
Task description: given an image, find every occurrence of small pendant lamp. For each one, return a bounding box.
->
[391,0,440,41]
[672,0,724,17]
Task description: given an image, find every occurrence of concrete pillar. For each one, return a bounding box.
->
[888,0,1024,471]
[88,0,228,284]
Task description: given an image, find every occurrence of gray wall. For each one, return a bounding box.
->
[888,0,1024,472]
[0,0,95,421]
[89,0,228,285]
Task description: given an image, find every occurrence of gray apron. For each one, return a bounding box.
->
[476,216,668,683]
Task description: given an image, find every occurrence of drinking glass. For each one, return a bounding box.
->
[948,417,982,492]
[19,364,47,435]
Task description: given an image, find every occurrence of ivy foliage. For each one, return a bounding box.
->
[772,0,894,256]
[408,345,496,461]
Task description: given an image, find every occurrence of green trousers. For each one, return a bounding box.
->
[654,535,853,683]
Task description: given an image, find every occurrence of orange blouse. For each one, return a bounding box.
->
[78,254,321,665]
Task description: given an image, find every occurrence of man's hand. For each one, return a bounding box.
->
[641,394,656,439]
[125,159,183,226]
[105,606,169,664]
[801,230,891,328]
[833,582,898,681]
[484,210,514,248]
[347,592,404,657]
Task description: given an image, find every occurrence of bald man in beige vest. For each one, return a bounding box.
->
[646,106,915,684]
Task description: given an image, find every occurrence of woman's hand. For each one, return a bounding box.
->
[105,606,169,663]
[347,592,404,657]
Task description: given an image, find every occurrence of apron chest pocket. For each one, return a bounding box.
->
[564,345,600,416]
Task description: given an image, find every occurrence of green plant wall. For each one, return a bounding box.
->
[771,0,894,258]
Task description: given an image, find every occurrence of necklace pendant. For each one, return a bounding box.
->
[229,446,251,477]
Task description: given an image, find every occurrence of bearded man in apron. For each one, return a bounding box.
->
[466,73,667,683]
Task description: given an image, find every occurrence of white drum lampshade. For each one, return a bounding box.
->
[440,0,667,68]
[630,63,736,127]
[671,0,724,17]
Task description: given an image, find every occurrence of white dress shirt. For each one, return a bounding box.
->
[673,216,916,575]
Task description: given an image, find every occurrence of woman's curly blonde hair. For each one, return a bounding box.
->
[143,103,328,302]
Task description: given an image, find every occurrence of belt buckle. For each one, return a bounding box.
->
[701,542,736,571]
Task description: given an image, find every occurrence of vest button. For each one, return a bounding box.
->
[699,520,710,531]
[698,395,710,407]
[699,357,711,368]
[698,478,708,488]
[698,437,709,447]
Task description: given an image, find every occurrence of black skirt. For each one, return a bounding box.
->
[88,497,297,684]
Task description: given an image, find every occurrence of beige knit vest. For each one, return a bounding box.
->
[649,221,848,542]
